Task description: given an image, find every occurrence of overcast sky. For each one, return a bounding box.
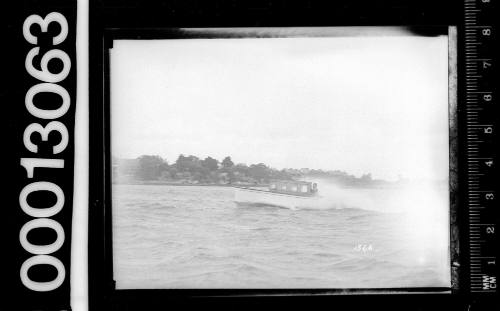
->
[110,28,449,181]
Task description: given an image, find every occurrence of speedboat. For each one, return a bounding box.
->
[234,180,320,209]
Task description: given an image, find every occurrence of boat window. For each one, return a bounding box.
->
[270,183,276,189]
[281,185,287,191]
[291,185,297,192]
[301,185,308,193]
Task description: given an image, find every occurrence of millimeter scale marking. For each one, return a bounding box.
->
[464,0,497,295]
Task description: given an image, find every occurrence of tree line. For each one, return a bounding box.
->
[113,154,398,187]
[115,154,293,184]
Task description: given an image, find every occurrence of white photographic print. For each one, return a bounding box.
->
[110,27,452,289]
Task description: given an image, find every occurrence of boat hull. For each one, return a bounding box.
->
[233,187,320,209]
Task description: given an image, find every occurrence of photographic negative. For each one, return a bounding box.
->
[110,27,455,289]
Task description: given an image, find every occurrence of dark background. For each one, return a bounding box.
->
[3,0,76,310]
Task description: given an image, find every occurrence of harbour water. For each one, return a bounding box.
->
[112,184,450,289]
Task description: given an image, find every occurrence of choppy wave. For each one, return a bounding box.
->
[112,184,451,289]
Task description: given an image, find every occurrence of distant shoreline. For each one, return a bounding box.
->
[112,181,268,187]
[111,180,420,189]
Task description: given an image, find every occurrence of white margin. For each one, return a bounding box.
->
[72,0,89,310]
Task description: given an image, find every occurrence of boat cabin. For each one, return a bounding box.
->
[269,180,318,196]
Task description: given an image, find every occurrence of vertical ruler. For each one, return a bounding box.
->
[464,0,498,294]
